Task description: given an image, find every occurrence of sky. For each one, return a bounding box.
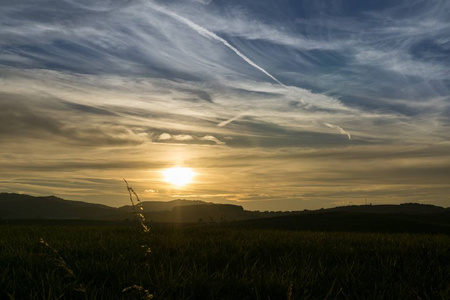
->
[1,0,449,210]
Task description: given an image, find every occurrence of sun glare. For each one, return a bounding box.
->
[162,167,196,187]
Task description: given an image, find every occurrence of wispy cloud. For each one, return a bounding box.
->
[218,114,244,127]
[199,135,225,145]
[0,0,449,209]
[324,123,351,140]
[156,132,224,145]
[149,3,286,87]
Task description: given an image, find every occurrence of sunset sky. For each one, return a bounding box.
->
[1,0,449,210]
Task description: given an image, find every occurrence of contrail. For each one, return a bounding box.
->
[150,4,286,87]
[324,122,351,140]
[150,4,353,139]
[218,114,243,127]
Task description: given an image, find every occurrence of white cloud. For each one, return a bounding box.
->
[172,134,194,141]
[324,123,351,140]
[158,133,172,140]
[199,135,225,145]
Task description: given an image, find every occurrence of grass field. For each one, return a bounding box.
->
[1,222,449,299]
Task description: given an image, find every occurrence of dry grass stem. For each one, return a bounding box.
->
[39,238,86,293]
[122,179,154,299]
[123,178,150,233]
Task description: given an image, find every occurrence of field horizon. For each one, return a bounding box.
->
[1,193,449,235]
[1,191,449,299]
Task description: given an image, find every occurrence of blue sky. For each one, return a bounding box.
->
[1,0,449,209]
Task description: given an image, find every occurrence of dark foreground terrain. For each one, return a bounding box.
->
[1,221,449,299]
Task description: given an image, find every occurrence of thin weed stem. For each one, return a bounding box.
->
[123,178,149,233]
[122,179,154,299]
[39,238,86,293]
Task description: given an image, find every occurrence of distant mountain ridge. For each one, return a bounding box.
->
[0,193,448,229]
[327,203,447,214]
[118,199,208,213]
[0,193,116,219]
[0,193,243,221]
[232,209,450,234]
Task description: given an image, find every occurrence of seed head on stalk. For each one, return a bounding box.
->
[123,178,149,233]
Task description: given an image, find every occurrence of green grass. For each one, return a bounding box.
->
[1,222,449,299]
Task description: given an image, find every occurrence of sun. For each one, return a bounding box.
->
[162,167,196,187]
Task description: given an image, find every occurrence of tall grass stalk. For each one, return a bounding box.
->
[123,179,149,234]
[122,179,153,299]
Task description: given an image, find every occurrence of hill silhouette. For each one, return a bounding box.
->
[0,193,251,221]
[328,203,447,214]
[118,199,207,213]
[1,193,448,233]
[230,210,450,234]
[0,193,116,219]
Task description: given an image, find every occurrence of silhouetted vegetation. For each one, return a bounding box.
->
[1,193,449,299]
[1,222,449,299]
